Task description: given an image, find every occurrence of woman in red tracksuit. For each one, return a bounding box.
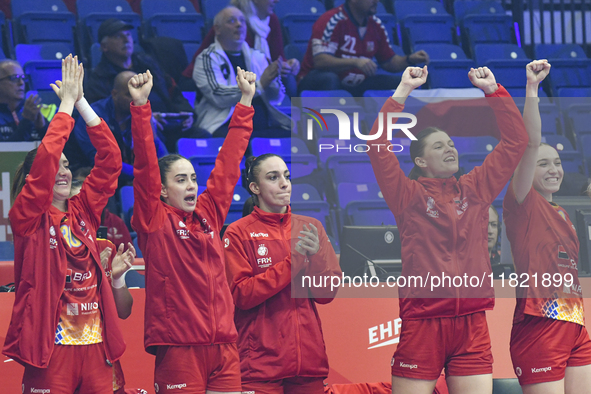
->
[504,60,591,393]
[367,66,528,394]
[4,55,125,393]
[129,68,255,393]
[223,153,341,394]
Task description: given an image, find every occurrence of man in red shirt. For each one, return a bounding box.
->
[297,0,429,96]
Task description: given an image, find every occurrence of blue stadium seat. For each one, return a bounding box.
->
[77,0,134,16]
[454,136,498,154]
[394,0,448,23]
[292,183,322,201]
[557,87,591,97]
[0,241,15,260]
[125,270,145,288]
[541,135,583,174]
[538,103,562,135]
[290,154,318,178]
[474,43,528,65]
[183,43,200,63]
[345,200,396,226]
[15,43,71,64]
[119,185,134,229]
[290,201,332,231]
[251,138,292,157]
[460,14,514,57]
[337,182,383,209]
[565,103,591,137]
[0,12,6,58]
[282,14,319,46]
[546,62,591,96]
[453,0,505,25]
[226,186,250,224]
[12,0,75,50]
[275,0,325,18]
[534,43,588,60]
[23,60,62,91]
[141,0,204,45]
[414,44,474,88]
[394,1,453,53]
[177,138,224,159]
[202,0,231,26]
[327,154,377,187]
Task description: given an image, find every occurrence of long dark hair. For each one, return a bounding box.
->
[10,148,38,203]
[244,153,283,206]
[408,127,446,180]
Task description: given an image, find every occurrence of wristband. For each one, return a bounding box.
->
[112,272,127,289]
[75,97,98,124]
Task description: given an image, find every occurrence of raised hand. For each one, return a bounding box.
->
[526,59,551,85]
[128,70,153,106]
[76,62,85,102]
[50,55,81,104]
[22,94,42,122]
[468,66,498,95]
[237,66,257,107]
[111,242,136,280]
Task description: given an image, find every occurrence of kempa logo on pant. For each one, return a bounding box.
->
[531,366,552,373]
[167,383,187,390]
[30,389,50,393]
[399,362,418,369]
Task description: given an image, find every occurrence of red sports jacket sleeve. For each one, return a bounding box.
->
[197,103,254,229]
[74,119,122,230]
[304,220,341,303]
[463,84,528,204]
[224,225,292,310]
[9,113,74,236]
[366,97,421,216]
[130,102,166,233]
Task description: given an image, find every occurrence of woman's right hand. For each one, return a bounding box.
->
[526,59,551,85]
[393,66,428,101]
[128,70,153,106]
[50,54,81,104]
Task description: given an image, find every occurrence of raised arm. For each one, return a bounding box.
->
[9,55,80,235]
[129,71,166,233]
[464,67,529,204]
[224,226,292,310]
[512,60,551,204]
[199,67,255,229]
[366,67,427,216]
[74,64,122,229]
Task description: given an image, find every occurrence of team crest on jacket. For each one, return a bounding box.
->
[426,197,439,218]
[454,197,468,216]
[49,225,56,236]
[224,238,230,248]
[257,244,268,256]
[179,221,186,228]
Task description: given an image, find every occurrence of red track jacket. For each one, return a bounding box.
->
[367,85,528,319]
[3,113,125,367]
[131,102,253,353]
[223,206,341,382]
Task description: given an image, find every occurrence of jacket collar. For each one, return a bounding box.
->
[418,175,459,195]
[252,205,291,225]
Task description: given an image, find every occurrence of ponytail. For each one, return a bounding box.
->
[10,148,38,203]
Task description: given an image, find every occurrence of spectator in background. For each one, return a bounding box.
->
[72,169,133,250]
[193,7,290,137]
[74,71,167,183]
[184,0,299,97]
[0,60,48,141]
[488,205,500,264]
[298,0,429,96]
[85,18,207,151]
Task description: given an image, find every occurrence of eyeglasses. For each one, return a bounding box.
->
[0,74,27,83]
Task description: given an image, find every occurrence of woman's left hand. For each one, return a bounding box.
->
[468,66,498,95]
[297,223,320,256]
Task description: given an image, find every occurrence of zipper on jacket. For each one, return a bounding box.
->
[445,192,461,315]
[283,216,302,375]
[203,221,216,344]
